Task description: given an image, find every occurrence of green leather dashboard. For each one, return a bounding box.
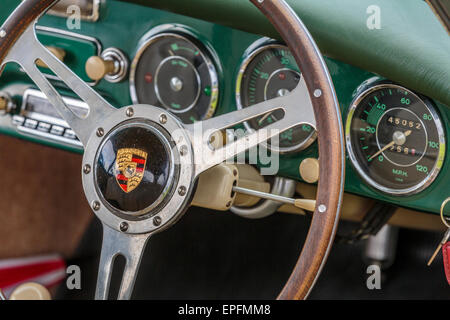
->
[0,0,449,217]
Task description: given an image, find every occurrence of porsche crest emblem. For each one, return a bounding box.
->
[115,148,148,193]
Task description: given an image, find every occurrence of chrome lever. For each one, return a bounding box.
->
[232,186,316,211]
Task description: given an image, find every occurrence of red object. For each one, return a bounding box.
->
[132,157,145,164]
[0,255,66,296]
[144,73,153,83]
[443,242,450,285]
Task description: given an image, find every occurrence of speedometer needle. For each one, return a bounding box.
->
[368,130,412,161]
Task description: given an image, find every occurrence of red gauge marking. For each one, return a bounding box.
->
[145,73,153,83]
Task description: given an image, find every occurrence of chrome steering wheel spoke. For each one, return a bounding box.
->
[185,77,316,176]
[95,223,151,300]
[2,23,116,146]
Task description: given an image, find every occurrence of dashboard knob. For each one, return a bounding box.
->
[36,46,66,68]
[85,48,128,83]
[0,96,6,112]
[0,92,14,116]
[9,282,51,300]
[85,56,117,81]
[299,158,319,183]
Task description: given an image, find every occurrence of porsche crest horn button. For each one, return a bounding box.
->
[94,121,176,215]
[115,148,148,193]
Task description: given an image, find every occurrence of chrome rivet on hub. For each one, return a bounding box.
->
[159,114,167,124]
[96,127,104,137]
[120,222,129,232]
[83,164,91,174]
[178,186,187,196]
[153,216,162,226]
[314,89,322,98]
[126,107,134,117]
[318,204,327,213]
[180,145,188,156]
[92,201,101,211]
[0,30,6,38]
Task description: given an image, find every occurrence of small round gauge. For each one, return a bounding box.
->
[236,42,316,153]
[130,31,219,123]
[346,82,446,195]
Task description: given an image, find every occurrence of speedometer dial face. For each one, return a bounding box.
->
[346,83,446,195]
[236,43,316,153]
[130,32,219,123]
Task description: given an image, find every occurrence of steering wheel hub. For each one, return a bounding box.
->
[94,120,177,216]
[81,104,195,234]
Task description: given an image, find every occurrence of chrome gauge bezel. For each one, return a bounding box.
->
[345,81,446,196]
[235,38,316,154]
[129,25,220,122]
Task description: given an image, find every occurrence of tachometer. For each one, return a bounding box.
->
[236,41,316,153]
[346,81,446,195]
[130,30,219,123]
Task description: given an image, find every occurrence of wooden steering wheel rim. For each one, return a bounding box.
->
[0,0,345,299]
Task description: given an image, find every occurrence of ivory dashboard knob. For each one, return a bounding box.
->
[85,56,117,81]
[9,282,51,300]
[85,48,128,83]
[36,46,66,68]
[299,158,319,183]
[0,96,7,111]
[0,92,14,115]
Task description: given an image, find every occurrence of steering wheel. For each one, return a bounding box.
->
[0,0,344,299]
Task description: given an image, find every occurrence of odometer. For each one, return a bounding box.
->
[346,82,445,195]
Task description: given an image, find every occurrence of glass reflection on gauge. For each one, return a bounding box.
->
[130,31,219,123]
[346,82,446,195]
[236,43,316,153]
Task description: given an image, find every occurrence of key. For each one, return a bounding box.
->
[427,228,450,266]
[428,197,450,266]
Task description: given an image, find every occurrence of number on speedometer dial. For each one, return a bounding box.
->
[346,82,445,195]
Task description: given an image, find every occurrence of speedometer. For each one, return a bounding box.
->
[346,81,446,195]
